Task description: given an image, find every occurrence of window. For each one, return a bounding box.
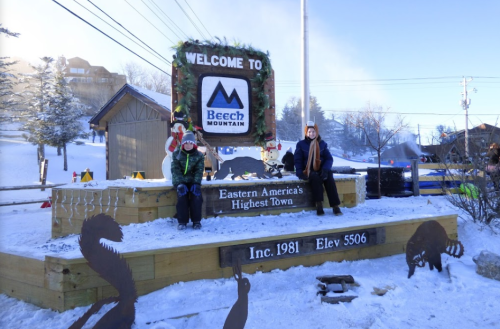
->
[70,68,85,74]
[99,78,109,83]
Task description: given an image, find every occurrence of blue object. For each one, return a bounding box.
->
[177,184,188,197]
[190,184,202,197]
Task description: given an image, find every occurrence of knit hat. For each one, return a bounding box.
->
[304,120,319,138]
[286,146,293,153]
[181,131,196,147]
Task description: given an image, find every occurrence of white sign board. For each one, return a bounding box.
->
[199,75,251,135]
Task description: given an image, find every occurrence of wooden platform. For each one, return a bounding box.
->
[0,214,458,312]
[50,175,366,238]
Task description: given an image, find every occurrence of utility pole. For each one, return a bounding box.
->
[460,77,477,161]
[418,124,421,147]
[301,0,310,134]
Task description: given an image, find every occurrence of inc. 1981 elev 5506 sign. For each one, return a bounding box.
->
[219,227,386,267]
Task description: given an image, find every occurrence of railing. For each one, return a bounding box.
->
[0,184,66,207]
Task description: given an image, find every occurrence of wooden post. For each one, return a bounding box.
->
[40,159,48,191]
[411,159,419,196]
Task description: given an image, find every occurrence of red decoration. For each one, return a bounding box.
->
[41,197,52,208]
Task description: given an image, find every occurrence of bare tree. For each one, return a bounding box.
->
[143,69,171,95]
[345,103,408,198]
[121,62,146,86]
[426,124,456,145]
[121,61,171,95]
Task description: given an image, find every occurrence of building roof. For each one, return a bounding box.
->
[380,141,424,159]
[89,84,171,128]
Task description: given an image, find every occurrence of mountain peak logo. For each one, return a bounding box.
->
[207,81,243,109]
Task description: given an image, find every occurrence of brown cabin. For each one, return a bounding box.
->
[90,84,171,180]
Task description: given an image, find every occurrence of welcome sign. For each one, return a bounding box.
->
[171,41,276,147]
[199,75,251,135]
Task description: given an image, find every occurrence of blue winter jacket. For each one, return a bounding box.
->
[294,137,333,179]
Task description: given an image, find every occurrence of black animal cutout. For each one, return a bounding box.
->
[214,157,271,180]
[223,261,251,329]
[406,220,464,278]
[68,214,137,329]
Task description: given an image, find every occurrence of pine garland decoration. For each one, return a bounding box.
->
[172,38,273,146]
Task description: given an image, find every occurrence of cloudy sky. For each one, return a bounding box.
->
[2,0,499,142]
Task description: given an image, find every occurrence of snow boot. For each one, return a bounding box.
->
[333,206,343,216]
[193,222,202,230]
[316,202,325,216]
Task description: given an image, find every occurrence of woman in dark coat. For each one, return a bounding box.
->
[294,121,342,216]
[171,131,205,230]
[486,142,500,190]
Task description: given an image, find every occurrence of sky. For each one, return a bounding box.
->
[1,0,500,143]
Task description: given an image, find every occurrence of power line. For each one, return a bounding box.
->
[87,0,171,65]
[149,0,189,40]
[277,76,463,83]
[139,0,184,41]
[123,0,176,45]
[51,0,171,76]
[73,0,171,66]
[183,0,213,40]
[174,0,207,40]
[321,109,499,116]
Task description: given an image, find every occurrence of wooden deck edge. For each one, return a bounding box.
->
[46,214,457,264]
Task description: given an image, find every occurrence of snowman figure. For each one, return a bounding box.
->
[162,112,189,180]
[260,135,283,177]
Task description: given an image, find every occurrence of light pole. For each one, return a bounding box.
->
[301,0,310,133]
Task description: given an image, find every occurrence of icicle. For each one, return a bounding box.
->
[74,190,81,216]
[89,190,95,213]
[105,189,111,214]
[83,190,88,219]
[98,190,102,213]
[132,188,136,204]
[53,189,59,219]
[68,190,74,226]
[113,188,119,219]
[61,190,67,214]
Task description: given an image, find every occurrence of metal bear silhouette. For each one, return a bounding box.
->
[223,261,250,329]
[406,220,464,278]
[214,157,271,180]
[68,214,137,329]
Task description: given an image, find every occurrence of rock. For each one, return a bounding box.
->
[473,250,500,281]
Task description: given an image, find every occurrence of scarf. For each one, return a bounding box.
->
[304,138,321,178]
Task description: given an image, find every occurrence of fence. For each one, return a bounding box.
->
[0,184,66,207]
[350,160,475,197]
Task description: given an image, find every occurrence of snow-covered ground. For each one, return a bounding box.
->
[1,127,500,329]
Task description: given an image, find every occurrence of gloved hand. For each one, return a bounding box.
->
[190,184,202,197]
[176,184,188,197]
[320,169,329,181]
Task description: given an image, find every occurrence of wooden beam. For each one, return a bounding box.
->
[0,184,66,191]
[0,199,49,207]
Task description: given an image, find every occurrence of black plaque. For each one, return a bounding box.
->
[220,227,386,267]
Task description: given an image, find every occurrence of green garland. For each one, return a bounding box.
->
[172,38,273,146]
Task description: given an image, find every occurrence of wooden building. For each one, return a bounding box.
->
[90,84,171,180]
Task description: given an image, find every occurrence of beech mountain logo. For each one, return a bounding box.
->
[207,81,244,109]
[199,75,251,135]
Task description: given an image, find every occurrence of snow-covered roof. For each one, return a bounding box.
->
[89,83,171,128]
[127,84,171,110]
